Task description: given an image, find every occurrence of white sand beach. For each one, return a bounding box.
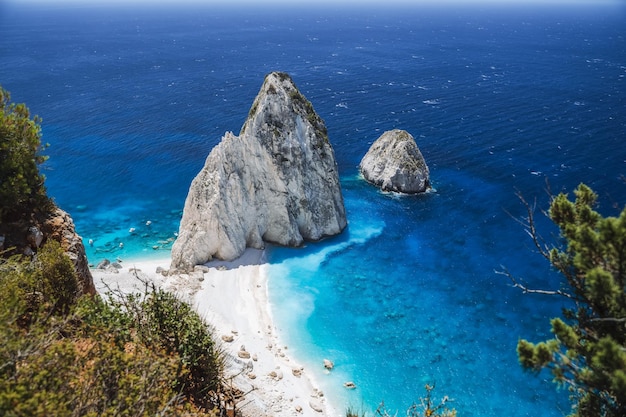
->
[92,249,342,417]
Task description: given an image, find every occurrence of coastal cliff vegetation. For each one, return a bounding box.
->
[0,240,224,416]
[506,184,626,417]
[0,86,51,224]
[0,86,227,416]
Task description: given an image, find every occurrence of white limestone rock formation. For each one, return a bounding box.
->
[171,72,346,271]
[359,129,431,194]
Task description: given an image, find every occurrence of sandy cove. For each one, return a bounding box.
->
[92,249,343,417]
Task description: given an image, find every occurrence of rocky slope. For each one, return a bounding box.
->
[0,205,96,295]
[41,207,96,295]
[359,129,431,194]
[171,72,346,271]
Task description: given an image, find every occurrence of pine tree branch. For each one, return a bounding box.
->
[502,189,553,261]
[588,317,626,323]
[496,267,575,299]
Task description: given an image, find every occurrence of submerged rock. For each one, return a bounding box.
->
[359,129,431,194]
[171,72,346,271]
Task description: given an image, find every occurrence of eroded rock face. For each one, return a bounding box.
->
[0,205,96,296]
[359,129,431,194]
[171,72,346,271]
[41,207,96,295]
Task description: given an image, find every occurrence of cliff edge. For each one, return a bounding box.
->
[171,72,346,271]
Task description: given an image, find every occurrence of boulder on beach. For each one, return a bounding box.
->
[171,72,347,271]
[359,129,431,194]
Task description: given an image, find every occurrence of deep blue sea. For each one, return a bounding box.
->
[2,2,625,415]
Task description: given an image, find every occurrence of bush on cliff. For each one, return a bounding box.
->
[0,86,51,223]
[0,240,223,416]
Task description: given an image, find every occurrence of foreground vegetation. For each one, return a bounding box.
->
[346,384,456,417]
[0,86,51,224]
[0,240,225,416]
[510,184,626,417]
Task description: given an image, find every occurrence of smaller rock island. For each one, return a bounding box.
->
[359,129,431,194]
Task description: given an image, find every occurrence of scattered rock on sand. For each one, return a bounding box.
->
[96,259,110,269]
[269,369,284,381]
[292,367,303,377]
[247,372,257,380]
[323,359,334,370]
[238,345,251,359]
[221,334,234,343]
[190,270,204,281]
[295,405,303,413]
[309,398,324,413]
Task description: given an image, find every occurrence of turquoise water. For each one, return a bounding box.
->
[2,2,625,415]
[269,174,567,416]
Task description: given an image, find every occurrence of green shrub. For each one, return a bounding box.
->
[0,240,77,329]
[86,280,223,411]
[33,239,80,315]
[514,184,626,417]
[0,86,51,223]
[0,247,222,416]
[134,286,222,407]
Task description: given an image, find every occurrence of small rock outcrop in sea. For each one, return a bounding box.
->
[359,129,431,194]
[171,72,347,271]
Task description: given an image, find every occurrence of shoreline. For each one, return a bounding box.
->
[91,250,343,417]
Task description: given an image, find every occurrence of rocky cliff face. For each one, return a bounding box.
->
[0,205,96,295]
[170,72,346,271]
[41,207,96,295]
[359,129,431,194]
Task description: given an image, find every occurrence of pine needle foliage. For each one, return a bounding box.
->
[0,86,51,223]
[516,184,626,417]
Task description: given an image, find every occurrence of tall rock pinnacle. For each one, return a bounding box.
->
[171,72,347,271]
